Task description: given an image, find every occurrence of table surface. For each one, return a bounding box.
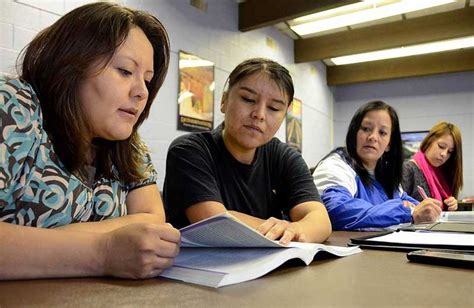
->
[458,202,474,211]
[1,231,473,307]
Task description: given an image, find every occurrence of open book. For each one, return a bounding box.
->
[439,211,474,223]
[159,212,361,288]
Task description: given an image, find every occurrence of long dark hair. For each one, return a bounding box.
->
[18,2,170,182]
[420,121,463,198]
[345,101,403,197]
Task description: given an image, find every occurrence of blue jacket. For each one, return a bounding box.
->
[313,152,417,230]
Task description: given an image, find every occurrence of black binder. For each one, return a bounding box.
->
[400,222,474,233]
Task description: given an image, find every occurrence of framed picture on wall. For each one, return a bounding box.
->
[286,97,302,152]
[177,51,215,132]
[401,130,429,160]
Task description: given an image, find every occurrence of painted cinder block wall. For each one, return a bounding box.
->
[0,0,333,189]
[1,0,471,198]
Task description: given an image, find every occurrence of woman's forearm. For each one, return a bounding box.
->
[289,202,332,243]
[0,222,104,280]
[57,213,164,233]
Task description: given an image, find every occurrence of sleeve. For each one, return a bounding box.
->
[402,161,417,199]
[313,153,357,196]
[0,79,41,207]
[163,135,223,217]
[401,161,423,201]
[314,154,412,230]
[278,143,320,213]
[398,178,423,207]
[400,190,419,205]
[126,150,158,191]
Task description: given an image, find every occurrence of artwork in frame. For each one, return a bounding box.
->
[401,130,429,160]
[286,97,302,153]
[177,51,215,132]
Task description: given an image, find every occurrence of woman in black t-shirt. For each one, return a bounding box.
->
[164,58,331,244]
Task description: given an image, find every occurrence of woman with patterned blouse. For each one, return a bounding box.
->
[0,2,179,280]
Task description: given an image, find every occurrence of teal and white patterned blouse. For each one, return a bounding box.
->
[0,77,158,228]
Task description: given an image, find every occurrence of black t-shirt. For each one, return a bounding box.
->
[163,125,320,228]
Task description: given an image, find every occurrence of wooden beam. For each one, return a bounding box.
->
[326,49,474,85]
[295,7,474,62]
[238,0,357,32]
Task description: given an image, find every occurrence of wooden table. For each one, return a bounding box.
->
[1,231,472,307]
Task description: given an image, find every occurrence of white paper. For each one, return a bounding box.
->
[366,230,474,246]
[439,211,474,223]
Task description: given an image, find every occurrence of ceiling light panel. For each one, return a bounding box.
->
[290,0,457,38]
[330,35,474,65]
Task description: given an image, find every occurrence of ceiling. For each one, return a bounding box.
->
[238,0,474,85]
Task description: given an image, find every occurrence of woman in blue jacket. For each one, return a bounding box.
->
[313,101,442,230]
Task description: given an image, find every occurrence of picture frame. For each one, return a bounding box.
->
[177,51,215,132]
[401,130,429,160]
[286,97,302,152]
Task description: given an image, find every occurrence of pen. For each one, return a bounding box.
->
[417,185,429,199]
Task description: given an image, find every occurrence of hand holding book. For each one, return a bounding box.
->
[160,212,361,287]
[255,217,306,245]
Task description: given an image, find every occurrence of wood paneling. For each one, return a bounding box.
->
[238,2,474,84]
[238,0,357,31]
[295,7,474,62]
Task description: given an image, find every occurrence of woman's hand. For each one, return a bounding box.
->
[444,196,458,211]
[256,217,305,245]
[100,223,180,279]
[412,198,442,224]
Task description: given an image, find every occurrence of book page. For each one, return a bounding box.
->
[161,212,363,288]
[439,212,474,223]
[161,247,309,287]
[159,265,227,288]
[159,245,361,288]
[180,212,283,248]
[288,242,363,257]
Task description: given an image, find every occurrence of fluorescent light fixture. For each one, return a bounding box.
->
[330,36,474,65]
[290,0,457,37]
[292,1,376,24]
